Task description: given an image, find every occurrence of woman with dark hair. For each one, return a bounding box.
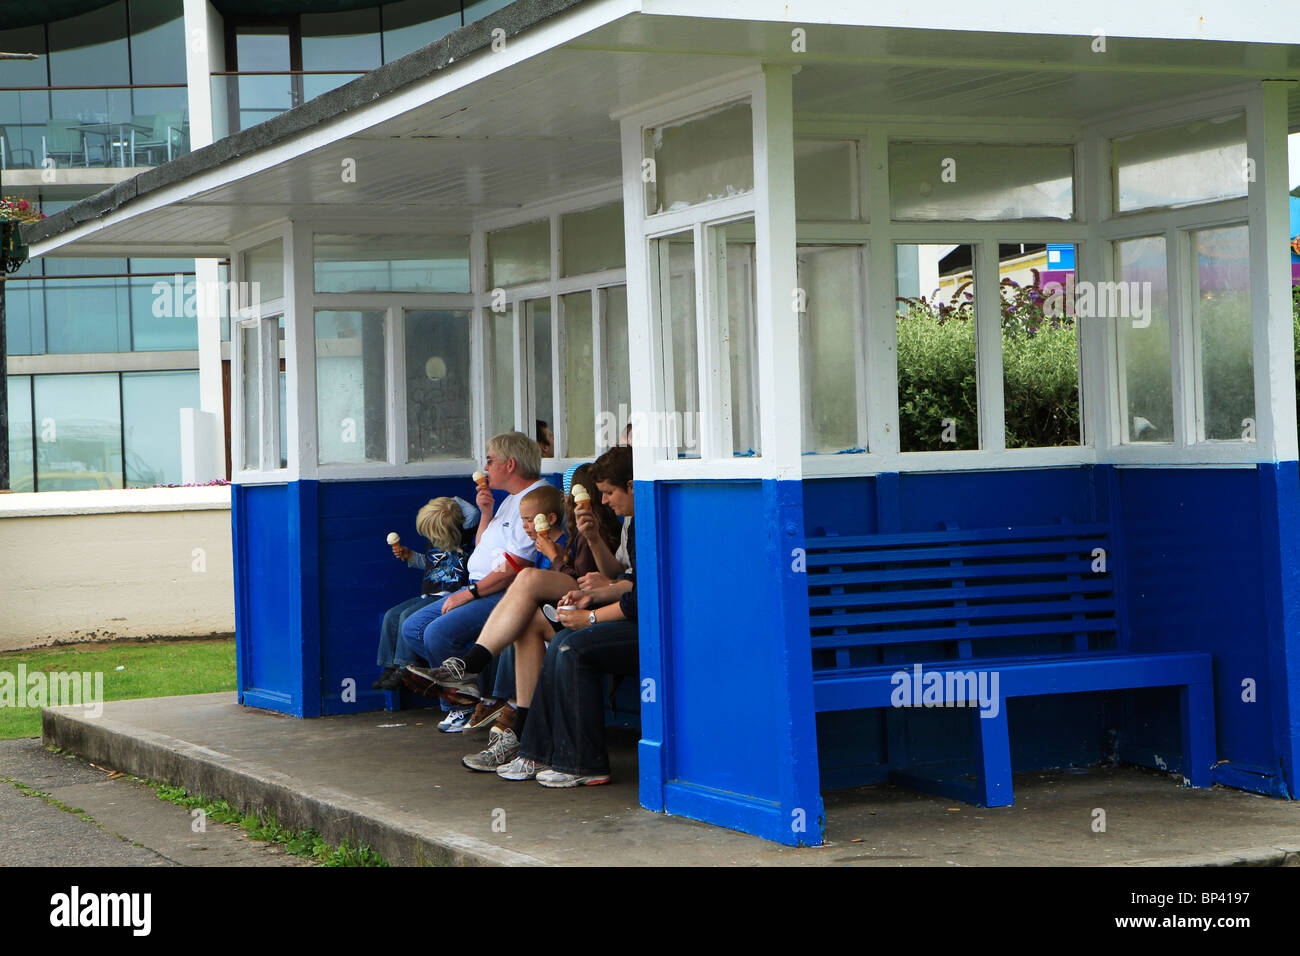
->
[498,445,638,786]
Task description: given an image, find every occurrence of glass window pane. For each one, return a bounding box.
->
[129,0,186,85]
[34,372,123,490]
[279,367,288,469]
[1193,225,1253,441]
[890,143,1074,221]
[647,101,754,214]
[244,239,283,304]
[526,299,553,441]
[382,0,461,62]
[314,233,469,293]
[561,293,595,458]
[1002,244,1081,448]
[235,26,289,71]
[131,273,198,351]
[405,310,472,460]
[1117,236,1172,443]
[713,221,760,456]
[0,88,52,169]
[561,203,625,277]
[302,10,382,72]
[798,245,865,453]
[488,220,550,288]
[602,286,630,440]
[464,0,515,22]
[897,243,978,451]
[48,1,129,87]
[4,278,43,355]
[240,325,259,469]
[122,370,199,487]
[653,231,700,458]
[44,276,131,353]
[0,26,48,86]
[488,307,516,436]
[316,311,387,464]
[795,140,858,221]
[1113,114,1247,214]
[7,376,34,493]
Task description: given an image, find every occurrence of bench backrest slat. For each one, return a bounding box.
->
[807,522,1116,665]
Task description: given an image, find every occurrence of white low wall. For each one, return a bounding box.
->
[0,486,235,652]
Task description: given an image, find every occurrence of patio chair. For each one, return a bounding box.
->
[131,111,188,165]
[0,127,36,170]
[42,119,88,168]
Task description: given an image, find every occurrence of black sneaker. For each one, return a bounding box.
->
[373,667,404,691]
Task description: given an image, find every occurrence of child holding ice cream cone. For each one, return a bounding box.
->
[372,496,477,690]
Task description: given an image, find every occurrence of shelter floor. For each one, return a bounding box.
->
[42,693,1300,866]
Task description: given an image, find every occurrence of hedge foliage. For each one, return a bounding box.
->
[893,275,1300,450]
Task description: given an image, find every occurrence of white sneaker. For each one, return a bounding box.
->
[462,729,520,772]
[535,768,611,788]
[437,707,473,733]
[497,755,548,780]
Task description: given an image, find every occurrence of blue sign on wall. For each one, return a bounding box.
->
[1046,243,1076,271]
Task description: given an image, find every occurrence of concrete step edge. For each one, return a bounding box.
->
[41,704,547,868]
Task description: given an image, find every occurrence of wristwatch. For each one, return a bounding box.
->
[468,584,481,599]
[588,611,597,626]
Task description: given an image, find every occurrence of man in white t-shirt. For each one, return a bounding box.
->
[400,432,546,706]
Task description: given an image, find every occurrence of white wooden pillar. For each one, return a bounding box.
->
[1247,80,1298,463]
[753,64,803,477]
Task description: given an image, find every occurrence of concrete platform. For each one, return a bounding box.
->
[42,693,1300,866]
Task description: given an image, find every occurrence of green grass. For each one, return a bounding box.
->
[144,778,388,866]
[0,638,235,740]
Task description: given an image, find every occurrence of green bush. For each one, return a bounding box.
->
[896,277,1300,449]
[897,275,1080,450]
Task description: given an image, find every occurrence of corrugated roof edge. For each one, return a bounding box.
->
[25,0,592,247]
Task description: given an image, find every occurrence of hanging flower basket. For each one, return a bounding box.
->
[1,197,44,274]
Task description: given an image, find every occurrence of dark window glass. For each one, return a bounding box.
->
[48,2,130,87]
[302,9,382,71]
[382,0,461,62]
[129,0,186,85]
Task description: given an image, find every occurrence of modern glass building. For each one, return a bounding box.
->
[2,0,514,491]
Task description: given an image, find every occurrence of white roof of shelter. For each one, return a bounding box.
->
[26,0,1300,258]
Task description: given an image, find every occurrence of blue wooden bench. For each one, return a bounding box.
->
[806,521,1216,807]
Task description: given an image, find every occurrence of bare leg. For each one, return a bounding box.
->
[475,567,574,657]
[513,612,551,708]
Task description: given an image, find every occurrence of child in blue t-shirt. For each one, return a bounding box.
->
[373,496,478,690]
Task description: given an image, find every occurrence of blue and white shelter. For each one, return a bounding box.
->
[26,0,1300,846]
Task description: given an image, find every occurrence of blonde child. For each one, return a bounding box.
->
[372,496,477,691]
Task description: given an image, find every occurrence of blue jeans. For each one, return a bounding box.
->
[400,591,506,696]
[519,622,639,776]
[377,595,433,668]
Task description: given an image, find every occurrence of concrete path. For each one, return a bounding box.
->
[0,739,308,867]
[40,693,1300,866]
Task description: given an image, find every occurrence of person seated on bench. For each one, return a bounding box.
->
[372,496,478,691]
[399,431,547,733]
[495,445,637,786]
[443,462,625,770]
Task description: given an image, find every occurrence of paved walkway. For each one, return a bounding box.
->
[40,693,1300,866]
[0,739,307,866]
